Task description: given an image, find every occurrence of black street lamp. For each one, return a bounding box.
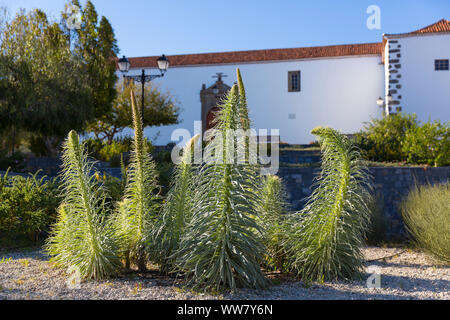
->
[118,54,170,117]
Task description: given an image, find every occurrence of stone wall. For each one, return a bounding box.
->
[12,156,450,240]
[277,166,450,239]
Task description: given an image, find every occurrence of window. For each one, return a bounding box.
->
[288,71,301,92]
[435,59,449,71]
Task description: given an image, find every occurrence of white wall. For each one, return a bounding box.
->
[119,55,384,145]
[392,34,450,122]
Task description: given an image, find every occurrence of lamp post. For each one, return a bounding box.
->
[376,92,393,116]
[118,54,170,117]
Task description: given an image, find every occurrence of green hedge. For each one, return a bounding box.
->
[355,113,449,166]
[0,170,59,242]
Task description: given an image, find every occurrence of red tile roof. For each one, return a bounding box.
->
[124,43,383,69]
[120,19,449,69]
[410,19,450,34]
[384,19,450,38]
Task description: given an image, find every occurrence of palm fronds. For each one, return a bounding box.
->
[45,130,120,280]
[176,76,268,291]
[113,90,160,272]
[286,126,372,281]
[154,134,200,272]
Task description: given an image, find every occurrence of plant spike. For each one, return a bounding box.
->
[257,175,290,271]
[113,90,159,272]
[154,134,200,272]
[285,126,372,281]
[236,68,250,130]
[177,82,268,291]
[46,130,120,280]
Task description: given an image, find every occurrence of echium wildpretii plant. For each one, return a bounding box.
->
[45,130,121,280]
[256,175,290,272]
[154,134,200,273]
[285,127,372,281]
[176,69,269,291]
[113,90,160,272]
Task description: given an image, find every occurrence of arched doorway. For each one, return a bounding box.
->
[206,107,221,131]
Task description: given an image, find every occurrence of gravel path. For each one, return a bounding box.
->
[0,247,448,300]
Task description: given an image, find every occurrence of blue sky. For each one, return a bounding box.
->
[1,0,449,57]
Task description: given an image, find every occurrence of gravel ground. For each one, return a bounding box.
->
[0,247,448,300]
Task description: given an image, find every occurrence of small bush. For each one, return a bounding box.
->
[401,183,450,263]
[402,120,450,167]
[0,170,59,242]
[355,113,418,162]
[84,137,154,165]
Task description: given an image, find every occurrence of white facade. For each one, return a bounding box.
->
[384,33,450,122]
[120,55,384,145]
[119,20,449,146]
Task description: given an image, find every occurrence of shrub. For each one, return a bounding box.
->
[0,169,59,242]
[401,183,450,263]
[355,113,418,162]
[402,120,450,167]
[84,136,154,165]
[256,175,290,272]
[285,127,372,281]
[176,70,268,291]
[112,90,160,272]
[45,130,121,280]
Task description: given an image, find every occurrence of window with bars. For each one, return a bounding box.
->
[435,59,449,71]
[288,71,301,92]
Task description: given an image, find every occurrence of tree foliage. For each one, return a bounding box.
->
[89,80,180,144]
[402,120,450,167]
[0,9,92,155]
[355,113,418,162]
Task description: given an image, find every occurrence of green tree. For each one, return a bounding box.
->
[0,9,93,155]
[67,0,119,120]
[89,80,180,144]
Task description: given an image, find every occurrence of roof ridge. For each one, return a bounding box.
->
[127,42,382,62]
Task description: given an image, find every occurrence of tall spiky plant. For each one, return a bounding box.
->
[176,76,268,291]
[236,68,250,130]
[285,127,372,281]
[46,130,121,280]
[154,134,200,272]
[257,175,290,271]
[113,90,159,272]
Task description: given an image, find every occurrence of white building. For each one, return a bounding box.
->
[119,19,450,146]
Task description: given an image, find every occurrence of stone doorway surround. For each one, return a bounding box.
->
[200,73,231,134]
